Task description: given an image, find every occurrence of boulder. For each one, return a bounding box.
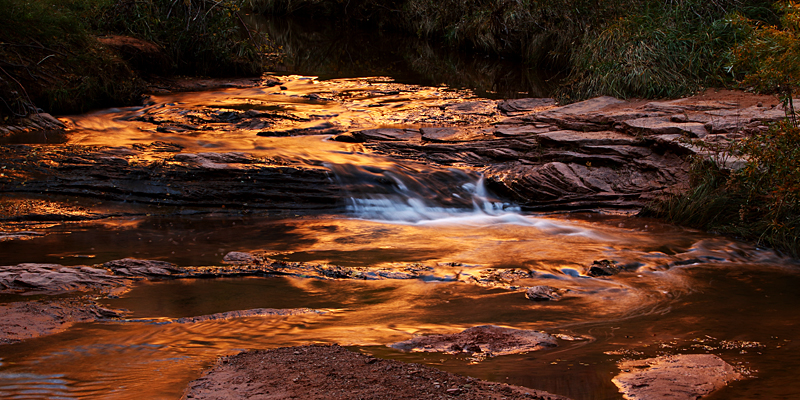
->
[525,286,562,301]
[586,260,621,277]
[612,354,742,400]
[390,325,557,356]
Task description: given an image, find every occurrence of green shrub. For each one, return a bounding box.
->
[731,1,800,120]
[643,121,800,257]
[0,0,274,117]
[0,0,141,116]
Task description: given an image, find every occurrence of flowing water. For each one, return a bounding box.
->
[1,24,800,399]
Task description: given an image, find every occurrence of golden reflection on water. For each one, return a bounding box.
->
[3,76,800,399]
[0,212,798,399]
[59,76,490,166]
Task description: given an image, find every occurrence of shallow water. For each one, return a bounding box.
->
[1,210,798,399]
[2,72,800,399]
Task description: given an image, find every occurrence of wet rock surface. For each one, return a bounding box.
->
[525,285,563,301]
[183,344,572,400]
[0,258,327,343]
[612,354,742,400]
[0,144,341,211]
[390,325,558,356]
[359,91,782,211]
[155,308,323,324]
[0,263,132,295]
[0,299,123,344]
[0,112,66,139]
[0,78,783,214]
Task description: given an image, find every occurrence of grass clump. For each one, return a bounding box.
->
[101,0,273,76]
[560,1,754,100]
[0,0,141,117]
[253,0,779,101]
[0,0,273,118]
[643,120,800,257]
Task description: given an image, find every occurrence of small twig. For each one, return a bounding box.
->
[0,42,67,57]
[203,0,227,19]
[37,54,56,66]
[0,59,27,68]
[235,11,255,44]
[0,65,38,117]
[0,95,27,117]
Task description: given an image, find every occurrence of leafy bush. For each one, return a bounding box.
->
[733,120,800,253]
[731,1,800,120]
[643,121,800,257]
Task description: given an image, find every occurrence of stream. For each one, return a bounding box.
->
[1,19,800,400]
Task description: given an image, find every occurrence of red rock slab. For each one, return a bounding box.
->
[0,300,122,344]
[390,325,557,356]
[612,354,742,400]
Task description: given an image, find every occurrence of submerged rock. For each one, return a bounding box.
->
[103,258,182,277]
[0,300,123,344]
[525,285,563,301]
[162,308,322,324]
[0,263,127,294]
[222,251,256,264]
[390,325,557,356]
[586,260,624,277]
[612,354,742,400]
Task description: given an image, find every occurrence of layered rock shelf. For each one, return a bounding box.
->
[338,93,784,210]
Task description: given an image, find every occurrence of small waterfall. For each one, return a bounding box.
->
[326,162,519,223]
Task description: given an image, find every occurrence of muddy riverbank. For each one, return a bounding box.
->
[183,344,571,400]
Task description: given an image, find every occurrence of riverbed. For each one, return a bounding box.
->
[0,45,798,400]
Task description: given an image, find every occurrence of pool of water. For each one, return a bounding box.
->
[1,210,798,399]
